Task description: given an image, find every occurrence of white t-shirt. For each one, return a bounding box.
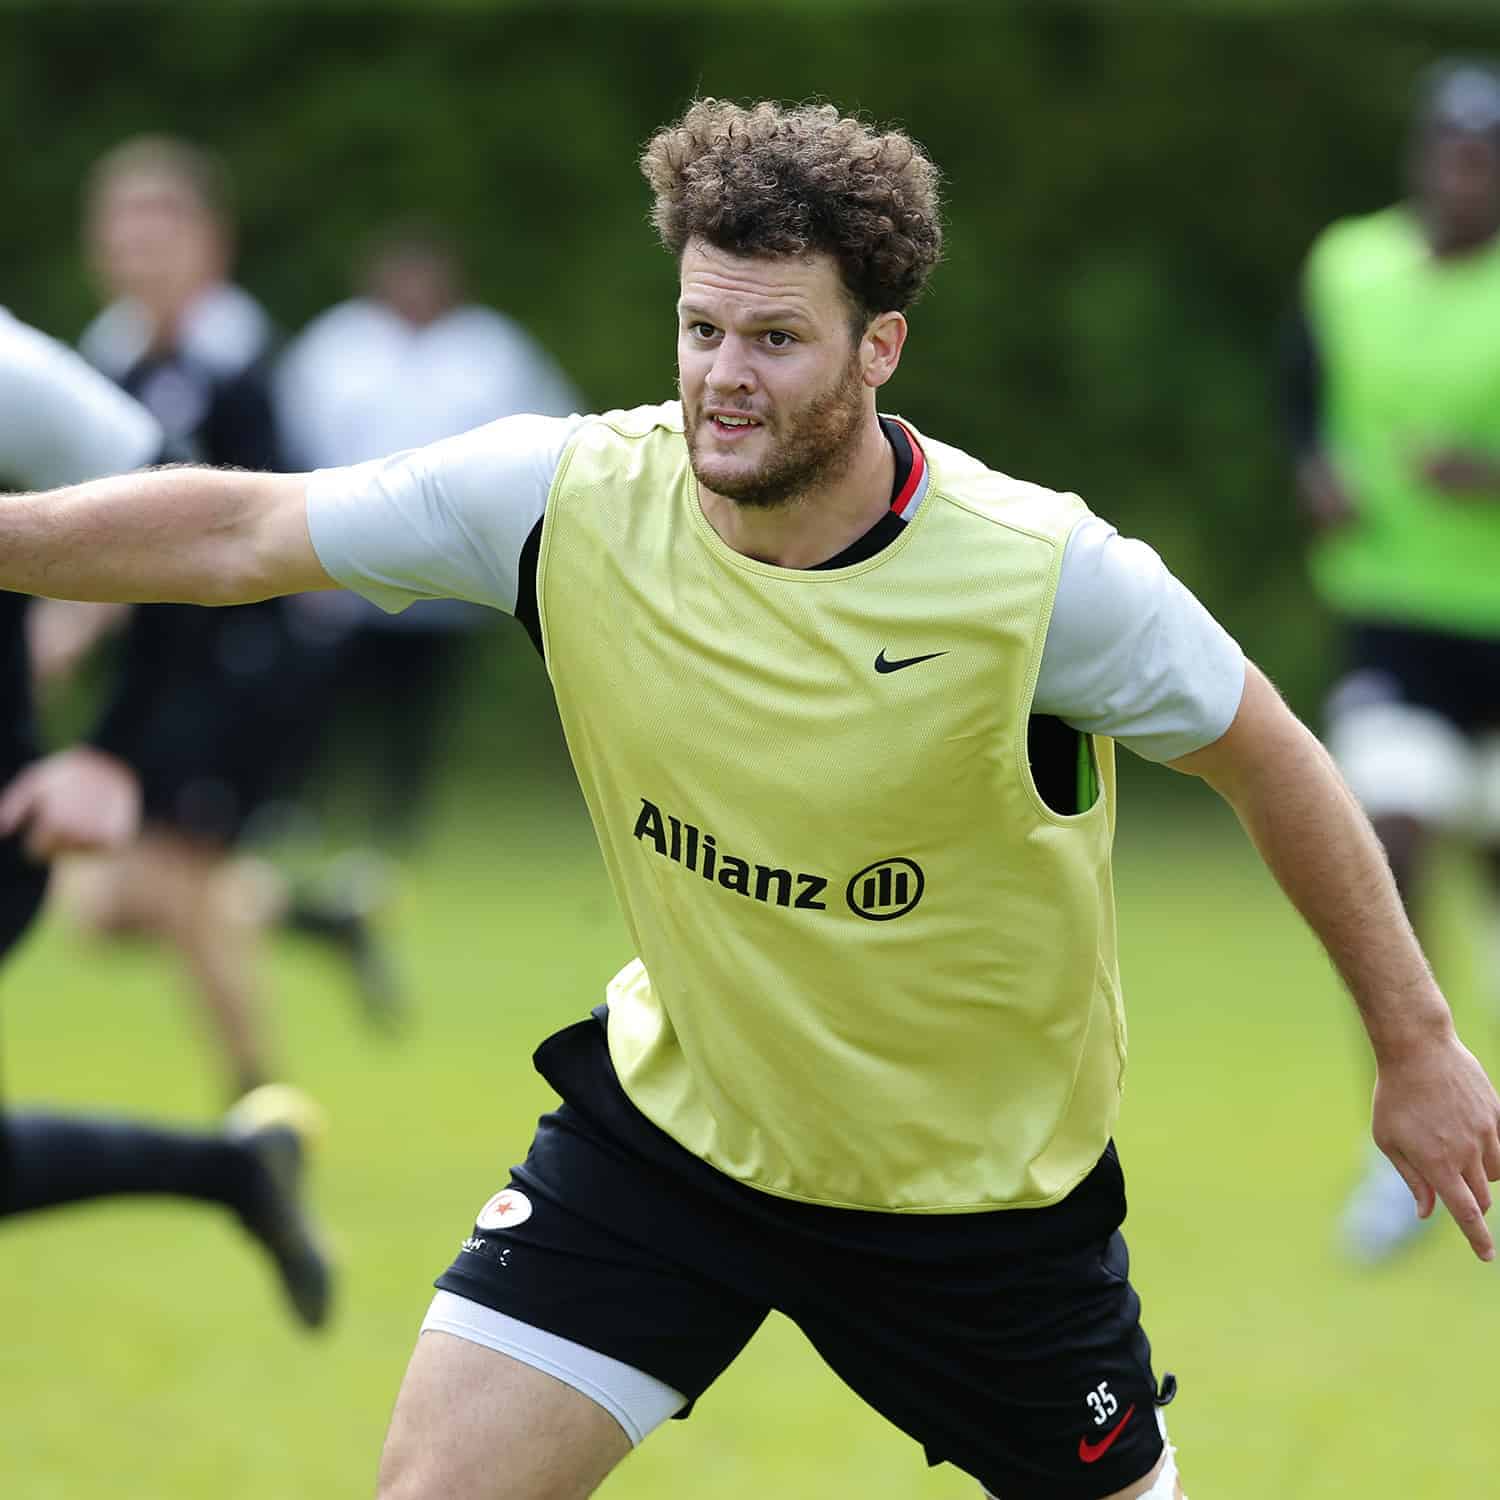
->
[274,299,580,471]
[0,307,163,491]
[306,412,1247,762]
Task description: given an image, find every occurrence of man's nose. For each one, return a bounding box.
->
[706,335,756,394]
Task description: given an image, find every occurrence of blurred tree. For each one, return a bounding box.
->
[2,1,1494,725]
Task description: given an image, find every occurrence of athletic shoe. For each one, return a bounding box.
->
[225,1084,334,1329]
[286,850,406,1033]
[1338,1147,1432,1265]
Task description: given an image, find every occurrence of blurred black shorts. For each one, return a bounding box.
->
[1332,621,1500,735]
[435,1011,1173,1500]
[107,602,343,843]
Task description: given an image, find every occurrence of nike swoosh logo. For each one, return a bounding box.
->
[1078,1404,1135,1464]
[874,649,948,674]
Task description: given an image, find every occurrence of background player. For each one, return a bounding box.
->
[1287,60,1500,1262]
[0,304,330,1329]
[2,98,1499,1500]
[40,134,390,1087]
[275,219,581,849]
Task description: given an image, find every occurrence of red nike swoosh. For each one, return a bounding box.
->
[1078,1404,1135,1463]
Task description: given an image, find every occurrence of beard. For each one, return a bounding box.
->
[682,351,867,511]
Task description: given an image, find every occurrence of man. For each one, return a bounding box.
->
[5,100,1499,1500]
[0,304,331,1329]
[1287,60,1500,1262]
[42,134,386,1082]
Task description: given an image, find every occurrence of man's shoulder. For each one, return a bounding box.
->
[1305,204,1420,285]
[907,422,1089,545]
[552,403,686,494]
[286,298,390,352]
[584,401,685,441]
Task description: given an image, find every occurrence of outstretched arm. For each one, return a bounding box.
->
[1169,663,1500,1260]
[2,467,332,605]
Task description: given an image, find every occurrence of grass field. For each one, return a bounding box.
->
[1,765,1495,1499]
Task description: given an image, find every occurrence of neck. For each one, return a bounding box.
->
[697,412,895,569]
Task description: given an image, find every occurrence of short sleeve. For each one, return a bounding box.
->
[0,313,162,489]
[1034,516,1246,762]
[305,411,586,615]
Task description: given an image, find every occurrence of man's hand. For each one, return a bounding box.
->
[0,746,141,859]
[1371,1029,1500,1261]
[1416,447,1500,499]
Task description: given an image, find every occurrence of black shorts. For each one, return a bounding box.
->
[435,1012,1173,1500]
[1332,621,1500,735]
[104,602,343,843]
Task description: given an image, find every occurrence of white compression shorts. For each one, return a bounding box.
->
[420,1289,688,1445]
[1327,699,1500,837]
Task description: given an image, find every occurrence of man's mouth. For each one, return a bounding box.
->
[706,410,762,435]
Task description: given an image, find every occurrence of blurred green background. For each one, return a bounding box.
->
[3,2,1500,1496]
[1,0,1497,711]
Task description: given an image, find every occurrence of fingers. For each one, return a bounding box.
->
[1439,1175,1495,1263]
[1384,1142,1497,1260]
[1464,1161,1494,1217]
[1484,1131,1500,1186]
[1383,1149,1435,1220]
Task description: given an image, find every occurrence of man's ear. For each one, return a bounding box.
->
[862,311,908,389]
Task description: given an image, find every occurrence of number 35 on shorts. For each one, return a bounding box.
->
[1085,1380,1119,1425]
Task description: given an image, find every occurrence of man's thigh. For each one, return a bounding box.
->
[377,1330,632,1500]
[431,1102,771,1413]
[796,1227,1172,1500]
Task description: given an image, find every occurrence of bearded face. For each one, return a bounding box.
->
[681,341,866,511]
[676,241,877,512]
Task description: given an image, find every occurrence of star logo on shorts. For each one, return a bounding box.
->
[475,1188,534,1231]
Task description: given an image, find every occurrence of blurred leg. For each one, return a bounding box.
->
[55,832,278,1098]
[376,1331,633,1500]
[0,1089,332,1329]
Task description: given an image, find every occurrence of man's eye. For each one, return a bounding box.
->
[689,323,717,339]
[765,331,794,348]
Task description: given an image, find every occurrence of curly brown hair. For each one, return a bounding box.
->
[640,99,943,329]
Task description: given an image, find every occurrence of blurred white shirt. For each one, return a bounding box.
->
[276,299,579,470]
[0,306,162,490]
[278,297,580,634]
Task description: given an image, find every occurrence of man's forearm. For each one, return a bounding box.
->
[1174,668,1450,1060]
[1234,735,1447,1055]
[1174,665,1500,1258]
[3,466,323,605]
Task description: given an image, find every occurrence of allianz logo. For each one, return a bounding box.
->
[631,798,924,920]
